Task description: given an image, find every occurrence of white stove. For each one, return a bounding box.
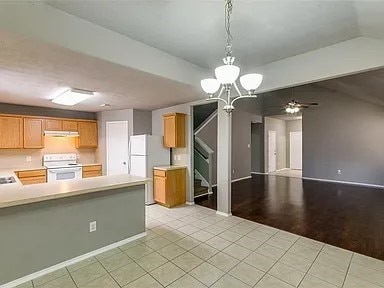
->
[43,154,82,182]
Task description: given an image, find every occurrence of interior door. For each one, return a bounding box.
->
[268,130,277,172]
[106,121,129,175]
[290,131,302,169]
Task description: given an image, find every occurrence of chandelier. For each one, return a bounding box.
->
[200,0,263,113]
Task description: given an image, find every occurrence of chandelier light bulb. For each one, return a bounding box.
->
[201,78,220,94]
[240,73,263,91]
[215,64,240,84]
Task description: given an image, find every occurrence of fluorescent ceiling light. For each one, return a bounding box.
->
[52,88,93,106]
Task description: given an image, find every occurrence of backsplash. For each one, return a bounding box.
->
[0,136,96,169]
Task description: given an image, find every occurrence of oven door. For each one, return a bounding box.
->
[47,167,82,182]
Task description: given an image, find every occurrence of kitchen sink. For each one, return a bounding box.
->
[0,176,16,184]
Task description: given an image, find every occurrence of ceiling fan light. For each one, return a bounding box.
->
[201,78,220,94]
[293,107,300,113]
[240,73,263,91]
[215,64,240,84]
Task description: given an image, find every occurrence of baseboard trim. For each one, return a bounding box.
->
[2,232,146,288]
[186,202,195,205]
[216,211,232,217]
[251,171,267,175]
[231,176,252,183]
[302,177,384,189]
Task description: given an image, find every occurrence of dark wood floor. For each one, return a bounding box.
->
[195,174,384,260]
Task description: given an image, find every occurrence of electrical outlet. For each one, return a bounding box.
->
[337,169,342,175]
[89,221,97,232]
[248,144,251,148]
[177,155,181,161]
[26,156,32,162]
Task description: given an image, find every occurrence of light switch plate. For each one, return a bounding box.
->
[26,156,32,162]
[89,221,97,232]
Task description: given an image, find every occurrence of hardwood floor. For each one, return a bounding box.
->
[195,174,384,260]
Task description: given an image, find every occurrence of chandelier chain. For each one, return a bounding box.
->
[225,0,233,56]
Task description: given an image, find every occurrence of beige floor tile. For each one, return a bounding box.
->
[203,224,228,235]
[32,268,68,287]
[236,236,263,251]
[15,281,33,288]
[70,262,107,287]
[229,223,256,235]
[208,252,240,272]
[348,262,384,287]
[95,248,121,261]
[149,262,185,286]
[352,253,384,272]
[296,237,324,251]
[110,262,146,287]
[151,225,173,235]
[139,230,159,242]
[215,219,238,229]
[99,252,133,272]
[81,274,119,288]
[162,230,186,242]
[179,215,200,224]
[343,274,382,288]
[255,274,294,288]
[157,243,186,260]
[190,219,212,229]
[190,230,215,242]
[167,274,207,288]
[315,252,350,273]
[223,243,252,260]
[122,274,163,288]
[256,225,279,235]
[247,230,272,242]
[119,239,143,251]
[244,252,277,272]
[279,252,313,273]
[203,215,228,224]
[274,230,300,242]
[123,243,154,260]
[189,262,225,286]
[322,244,352,260]
[172,252,204,272]
[205,236,232,250]
[175,236,201,250]
[135,252,168,272]
[167,220,187,229]
[36,275,76,288]
[299,274,338,288]
[256,243,285,260]
[67,257,97,273]
[308,262,345,287]
[190,243,219,260]
[218,230,243,242]
[211,274,250,288]
[177,225,200,235]
[289,243,320,261]
[229,262,264,286]
[144,236,171,250]
[266,236,295,251]
[269,262,306,287]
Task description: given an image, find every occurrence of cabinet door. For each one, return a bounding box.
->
[163,115,176,148]
[62,120,78,131]
[154,175,167,205]
[24,118,44,148]
[45,119,62,131]
[76,121,98,148]
[0,116,23,148]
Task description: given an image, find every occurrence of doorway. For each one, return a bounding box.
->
[268,130,277,172]
[106,121,129,175]
[290,131,302,170]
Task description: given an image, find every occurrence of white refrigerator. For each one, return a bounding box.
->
[129,134,170,205]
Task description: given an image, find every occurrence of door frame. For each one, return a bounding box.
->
[268,130,277,173]
[106,120,129,175]
[290,131,302,170]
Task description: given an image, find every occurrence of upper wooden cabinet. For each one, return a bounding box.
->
[24,118,44,149]
[62,120,78,132]
[45,119,62,131]
[163,113,186,148]
[76,121,98,148]
[0,116,23,149]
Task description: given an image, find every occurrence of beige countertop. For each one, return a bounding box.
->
[9,166,46,172]
[0,174,149,209]
[153,165,187,171]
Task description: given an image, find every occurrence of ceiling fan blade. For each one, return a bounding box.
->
[299,102,318,106]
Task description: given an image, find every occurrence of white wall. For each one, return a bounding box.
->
[286,119,302,168]
[264,117,287,172]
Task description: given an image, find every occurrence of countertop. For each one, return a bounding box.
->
[81,163,102,167]
[153,165,187,171]
[0,174,149,209]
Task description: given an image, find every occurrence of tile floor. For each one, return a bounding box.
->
[17,204,384,288]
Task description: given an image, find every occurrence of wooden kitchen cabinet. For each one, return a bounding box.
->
[153,167,186,208]
[76,121,98,148]
[82,164,102,178]
[15,169,47,185]
[163,113,186,148]
[45,119,62,131]
[62,120,78,131]
[24,118,44,149]
[0,115,23,149]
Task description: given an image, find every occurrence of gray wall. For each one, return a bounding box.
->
[264,117,287,172]
[0,185,145,285]
[251,123,264,173]
[133,109,152,135]
[286,119,302,167]
[0,103,96,120]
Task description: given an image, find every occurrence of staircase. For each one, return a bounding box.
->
[194,178,208,197]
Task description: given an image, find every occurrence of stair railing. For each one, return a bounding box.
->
[194,136,214,195]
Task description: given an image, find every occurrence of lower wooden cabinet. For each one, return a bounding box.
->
[153,167,186,208]
[82,164,102,178]
[15,169,47,185]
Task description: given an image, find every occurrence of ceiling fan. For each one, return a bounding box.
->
[284,87,318,114]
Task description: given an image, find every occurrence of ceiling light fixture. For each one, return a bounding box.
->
[52,88,93,106]
[200,0,263,114]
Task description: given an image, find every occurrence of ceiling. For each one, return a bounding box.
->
[0,30,203,112]
[46,0,384,70]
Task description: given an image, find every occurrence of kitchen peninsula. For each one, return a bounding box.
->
[0,173,149,286]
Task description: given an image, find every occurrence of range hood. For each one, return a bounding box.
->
[44,131,79,137]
